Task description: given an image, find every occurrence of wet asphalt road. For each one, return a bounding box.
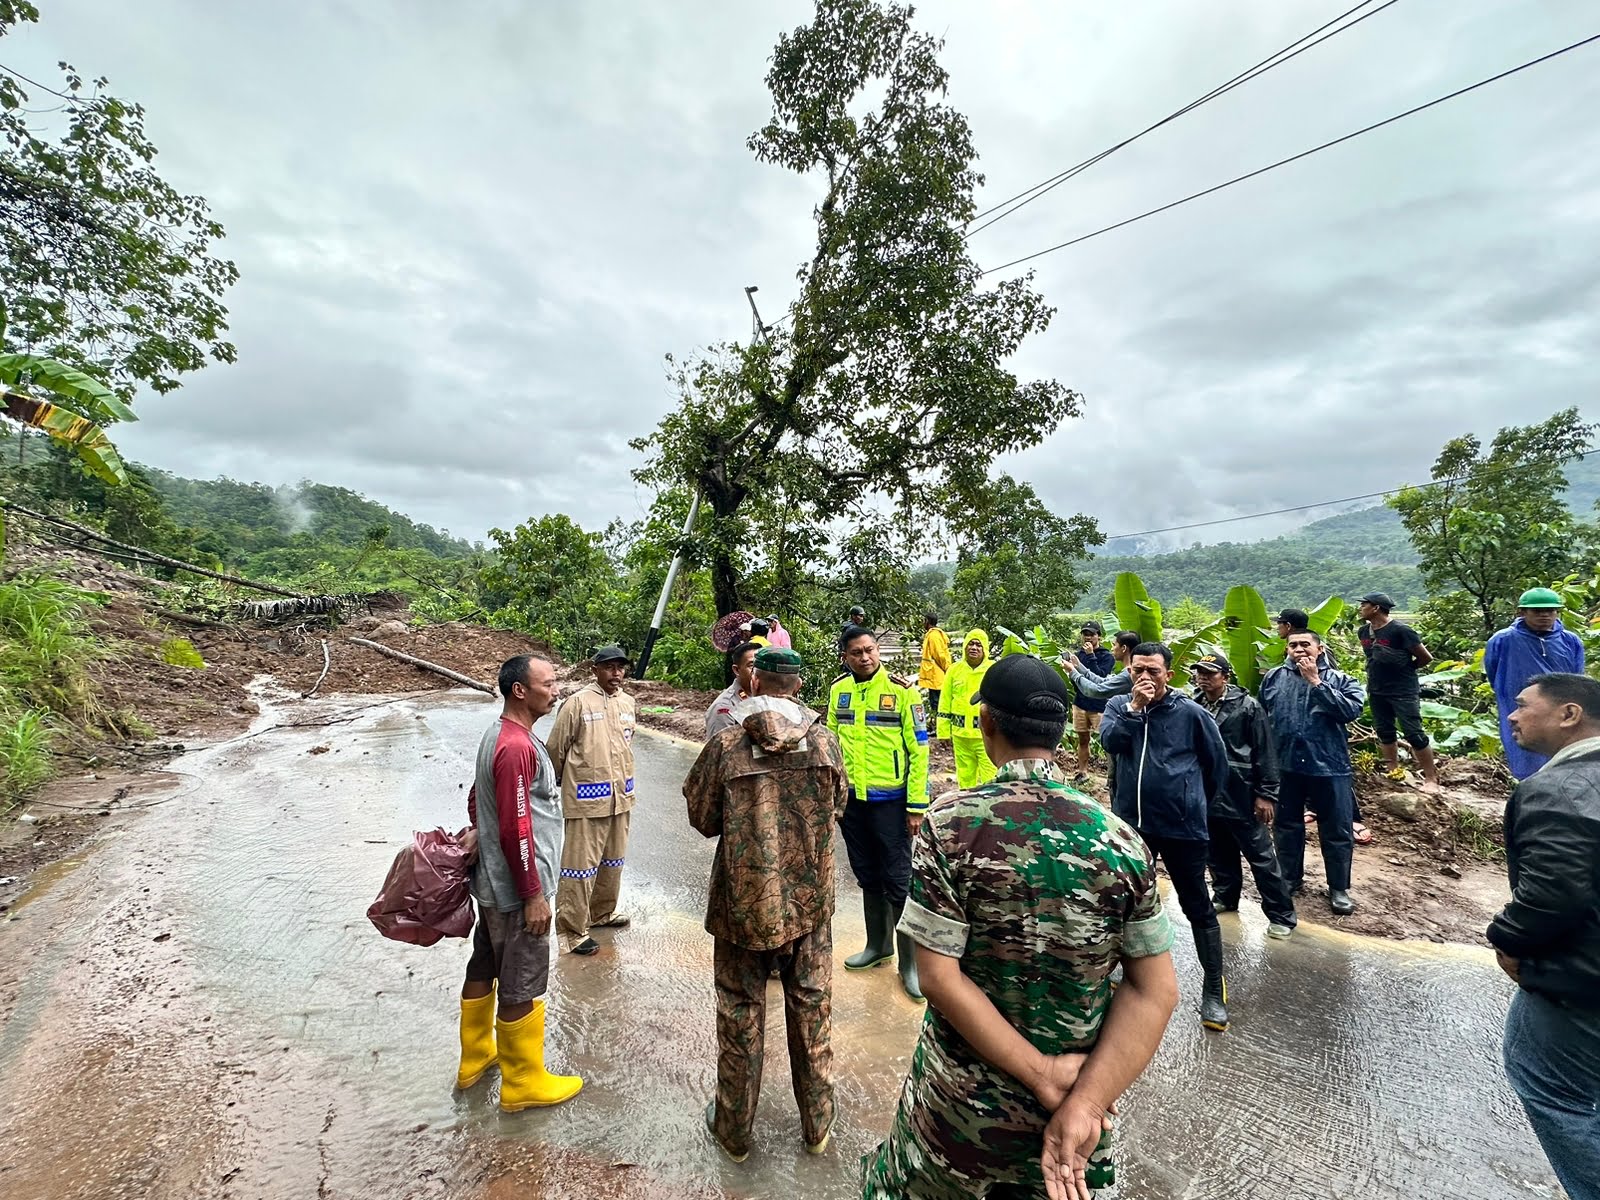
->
[0,691,1566,1199]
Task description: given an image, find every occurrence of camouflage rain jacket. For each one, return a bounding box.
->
[684,696,851,951]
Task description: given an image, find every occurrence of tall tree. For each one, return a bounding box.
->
[1,0,237,403]
[1389,407,1597,634]
[632,0,1082,615]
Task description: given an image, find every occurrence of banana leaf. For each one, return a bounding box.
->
[1113,572,1163,644]
[1221,585,1272,694]
[0,353,136,424]
[1306,595,1346,636]
[1,389,128,485]
[1169,617,1228,680]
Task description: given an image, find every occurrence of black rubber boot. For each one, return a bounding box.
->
[892,900,924,1002]
[845,892,894,970]
[1193,924,1229,1032]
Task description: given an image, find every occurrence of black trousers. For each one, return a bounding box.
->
[1142,834,1218,932]
[841,796,912,905]
[1274,772,1354,891]
[1208,813,1297,925]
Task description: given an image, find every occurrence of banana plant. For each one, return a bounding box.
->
[1113,572,1164,644]
[1221,584,1273,693]
[0,302,132,486]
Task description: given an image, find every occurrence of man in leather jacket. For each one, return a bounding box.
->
[1489,671,1600,1200]
[1191,653,1296,939]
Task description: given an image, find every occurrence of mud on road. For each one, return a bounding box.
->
[0,690,1562,1200]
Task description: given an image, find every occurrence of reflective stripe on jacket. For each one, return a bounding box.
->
[826,666,931,811]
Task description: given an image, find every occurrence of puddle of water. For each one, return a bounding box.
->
[5,854,89,915]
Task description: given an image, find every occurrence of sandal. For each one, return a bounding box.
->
[1353,822,1374,846]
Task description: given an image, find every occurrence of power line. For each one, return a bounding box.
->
[1103,447,1597,542]
[965,0,1397,238]
[981,30,1600,277]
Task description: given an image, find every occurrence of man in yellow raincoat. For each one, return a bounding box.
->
[918,613,951,717]
[938,629,998,788]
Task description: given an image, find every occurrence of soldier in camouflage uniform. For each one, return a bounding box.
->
[684,646,851,1163]
[863,655,1181,1199]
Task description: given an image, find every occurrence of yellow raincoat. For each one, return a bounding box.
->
[937,629,997,789]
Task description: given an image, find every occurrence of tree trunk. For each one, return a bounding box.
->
[711,547,742,617]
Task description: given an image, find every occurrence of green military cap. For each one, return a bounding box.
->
[1517,587,1563,609]
[754,646,803,674]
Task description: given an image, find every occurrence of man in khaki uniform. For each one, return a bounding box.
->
[546,644,637,955]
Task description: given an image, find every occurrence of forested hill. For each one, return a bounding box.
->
[145,471,478,559]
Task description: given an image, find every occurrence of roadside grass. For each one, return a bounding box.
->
[0,572,110,810]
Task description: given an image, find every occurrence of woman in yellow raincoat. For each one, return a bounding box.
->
[937,629,998,789]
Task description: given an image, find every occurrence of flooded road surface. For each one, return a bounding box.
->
[0,692,1565,1199]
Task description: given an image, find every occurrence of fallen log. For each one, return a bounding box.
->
[347,637,493,694]
[153,608,235,631]
[1,501,303,598]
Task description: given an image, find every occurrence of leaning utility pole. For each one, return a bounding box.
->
[633,288,770,680]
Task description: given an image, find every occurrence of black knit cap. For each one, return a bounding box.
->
[976,654,1070,718]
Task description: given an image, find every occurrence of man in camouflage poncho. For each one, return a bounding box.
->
[684,646,851,1163]
[864,654,1180,1199]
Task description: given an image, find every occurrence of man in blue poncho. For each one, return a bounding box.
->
[1485,589,1586,779]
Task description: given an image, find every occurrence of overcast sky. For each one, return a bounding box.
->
[8,1,1599,549]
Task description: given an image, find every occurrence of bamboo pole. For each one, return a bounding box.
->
[347,637,493,694]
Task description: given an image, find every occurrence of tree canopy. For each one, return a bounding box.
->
[1389,407,1596,633]
[632,0,1084,618]
[1,0,237,404]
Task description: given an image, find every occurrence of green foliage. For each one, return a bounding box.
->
[1,5,237,403]
[0,348,128,484]
[1165,596,1217,632]
[158,637,204,669]
[1113,573,1163,644]
[632,0,1079,616]
[1222,585,1272,694]
[0,570,106,803]
[1389,407,1596,634]
[1085,542,1420,612]
[0,708,52,806]
[478,515,626,663]
[948,474,1101,632]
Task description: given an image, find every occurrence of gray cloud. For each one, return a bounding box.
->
[8,0,1599,552]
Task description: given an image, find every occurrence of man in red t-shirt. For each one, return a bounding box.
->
[457,654,582,1110]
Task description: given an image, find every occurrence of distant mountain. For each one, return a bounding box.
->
[146,471,478,560]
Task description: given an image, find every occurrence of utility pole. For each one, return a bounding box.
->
[633,287,770,680]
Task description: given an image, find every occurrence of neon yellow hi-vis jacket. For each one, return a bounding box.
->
[826,667,930,812]
[918,626,951,690]
[938,628,993,741]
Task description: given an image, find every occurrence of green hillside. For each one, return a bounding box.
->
[146,471,478,561]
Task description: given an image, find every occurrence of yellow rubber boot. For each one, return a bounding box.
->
[455,991,498,1088]
[496,1001,583,1111]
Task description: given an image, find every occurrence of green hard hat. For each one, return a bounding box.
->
[1517,587,1564,609]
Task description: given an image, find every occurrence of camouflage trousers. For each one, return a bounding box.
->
[863,1032,1100,1199]
[711,923,834,1157]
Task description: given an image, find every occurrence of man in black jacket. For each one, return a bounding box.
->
[1489,671,1600,1200]
[1191,653,1297,940]
[1102,642,1233,1031]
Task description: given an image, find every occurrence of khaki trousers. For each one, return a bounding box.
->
[556,812,630,948]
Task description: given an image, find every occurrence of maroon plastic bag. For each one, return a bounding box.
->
[367,828,474,946]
